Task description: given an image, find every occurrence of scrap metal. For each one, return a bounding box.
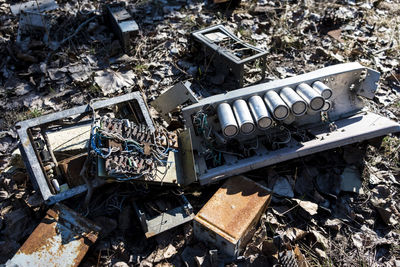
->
[194,176,271,258]
[10,0,58,15]
[150,81,199,122]
[181,62,400,185]
[16,92,154,204]
[6,203,101,267]
[192,24,267,87]
[105,3,139,51]
[133,191,194,238]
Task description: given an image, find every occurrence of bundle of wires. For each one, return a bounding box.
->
[91,117,176,181]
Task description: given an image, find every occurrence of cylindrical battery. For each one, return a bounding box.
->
[312,81,333,99]
[232,99,255,134]
[279,87,307,116]
[248,95,273,130]
[296,83,325,111]
[263,90,289,120]
[322,100,332,112]
[217,103,239,137]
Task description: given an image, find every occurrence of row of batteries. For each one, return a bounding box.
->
[217,81,333,137]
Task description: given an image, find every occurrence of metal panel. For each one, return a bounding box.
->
[11,0,58,15]
[16,92,154,204]
[194,176,271,258]
[6,203,101,267]
[150,81,198,122]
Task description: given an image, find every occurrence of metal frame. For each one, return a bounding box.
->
[133,193,194,238]
[192,24,267,87]
[181,62,400,185]
[16,92,154,204]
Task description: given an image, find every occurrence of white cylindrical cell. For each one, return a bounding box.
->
[233,99,255,134]
[51,179,60,192]
[322,100,332,112]
[263,90,289,120]
[279,87,307,116]
[296,83,325,111]
[248,95,273,130]
[312,81,333,99]
[217,103,239,137]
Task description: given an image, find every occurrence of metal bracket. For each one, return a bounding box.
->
[150,81,198,122]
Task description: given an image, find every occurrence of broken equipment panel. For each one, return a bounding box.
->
[105,2,139,51]
[192,24,267,87]
[133,190,194,238]
[16,93,156,204]
[182,62,400,185]
[95,116,180,184]
[194,176,271,258]
[6,203,101,267]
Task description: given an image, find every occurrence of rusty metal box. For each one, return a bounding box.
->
[193,176,271,258]
[6,203,101,267]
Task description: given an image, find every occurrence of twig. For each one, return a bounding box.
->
[59,15,98,46]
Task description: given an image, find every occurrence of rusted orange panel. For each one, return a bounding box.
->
[194,176,271,258]
[214,0,230,3]
[7,203,101,267]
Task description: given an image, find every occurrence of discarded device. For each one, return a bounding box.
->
[194,176,271,258]
[133,190,194,238]
[192,24,267,87]
[10,0,58,15]
[16,92,174,204]
[105,2,139,51]
[11,0,59,45]
[182,62,400,185]
[6,203,101,267]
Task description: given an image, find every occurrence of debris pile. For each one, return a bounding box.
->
[0,0,400,266]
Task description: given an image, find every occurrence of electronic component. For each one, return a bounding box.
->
[16,92,155,204]
[93,116,178,181]
[181,62,400,185]
[192,24,267,87]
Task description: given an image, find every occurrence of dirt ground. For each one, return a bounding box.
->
[0,0,400,266]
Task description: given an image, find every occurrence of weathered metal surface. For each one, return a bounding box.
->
[133,193,194,238]
[194,176,271,258]
[181,62,400,185]
[46,122,91,152]
[192,24,267,87]
[150,81,198,122]
[58,153,86,187]
[16,92,154,204]
[6,203,101,267]
[11,0,58,15]
[105,3,139,51]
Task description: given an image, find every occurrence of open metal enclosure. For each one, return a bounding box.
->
[133,191,194,238]
[182,62,400,185]
[16,93,154,204]
[192,24,267,87]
